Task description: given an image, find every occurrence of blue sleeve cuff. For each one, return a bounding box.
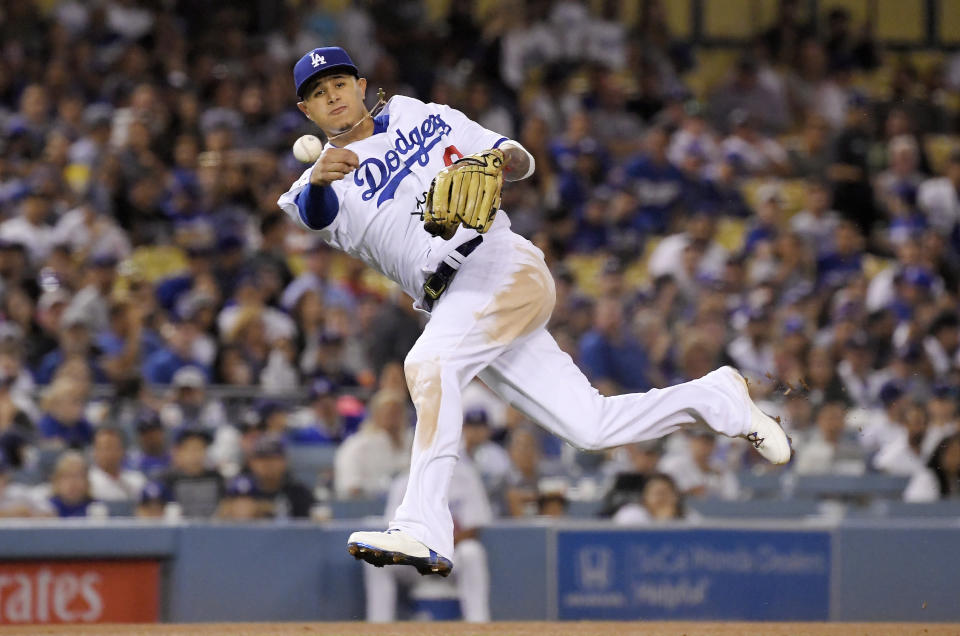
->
[296,183,340,230]
[493,137,508,148]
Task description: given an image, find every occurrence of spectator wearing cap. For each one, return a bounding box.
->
[126,411,171,479]
[88,427,146,502]
[785,112,832,179]
[668,100,720,168]
[874,401,930,476]
[334,389,411,499]
[0,191,55,265]
[136,481,169,519]
[290,378,346,444]
[858,380,910,453]
[36,377,93,449]
[924,384,959,458]
[923,312,960,376]
[461,408,511,503]
[888,265,939,322]
[63,251,119,335]
[659,430,739,501]
[719,109,789,177]
[33,304,107,385]
[302,329,359,388]
[794,401,865,475]
[917,149,960,235]
[39,451,96,517]
[743,184,784,256]
[159,426,223,518]
[578,298,651,396]
[158,365,224,431]
[238,435,314,519]
[904,433,960,502]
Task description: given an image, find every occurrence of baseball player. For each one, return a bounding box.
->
[278,47,790,577]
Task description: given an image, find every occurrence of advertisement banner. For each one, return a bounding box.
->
[0,560,160,624]
[556,528,830,620]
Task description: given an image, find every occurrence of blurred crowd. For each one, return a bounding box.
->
[1,0,960,527]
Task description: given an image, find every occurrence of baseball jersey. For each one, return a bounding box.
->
[278,95,512,310]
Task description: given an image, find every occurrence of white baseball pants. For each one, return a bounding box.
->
[390,232,751,560]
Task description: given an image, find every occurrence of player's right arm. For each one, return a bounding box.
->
[277,147,358,231]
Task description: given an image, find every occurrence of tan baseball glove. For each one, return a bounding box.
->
[422,149,504,239]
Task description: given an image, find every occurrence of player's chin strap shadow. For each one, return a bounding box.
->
[326,88,388,144]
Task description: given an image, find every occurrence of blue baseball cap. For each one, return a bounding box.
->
[294,47,359,98]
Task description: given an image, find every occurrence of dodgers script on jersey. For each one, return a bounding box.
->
[278,95,511,308]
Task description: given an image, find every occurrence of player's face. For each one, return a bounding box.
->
[297,74,368,135]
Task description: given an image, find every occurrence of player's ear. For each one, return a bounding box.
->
[358,77,367,99]
[296,101,312,121]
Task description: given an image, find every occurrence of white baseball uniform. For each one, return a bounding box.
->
[278,95,753,562]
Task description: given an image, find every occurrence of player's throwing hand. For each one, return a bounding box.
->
[310,148,359,187]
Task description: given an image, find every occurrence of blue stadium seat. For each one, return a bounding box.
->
[736,471,786,499]
[329,497,387,519]
[105,500,135,517]
[566,500,604,518]
[687,498,822,519]
[791,474,909,500]
[285,444,337,490]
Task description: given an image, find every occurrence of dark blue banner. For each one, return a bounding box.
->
[556,528,830,620]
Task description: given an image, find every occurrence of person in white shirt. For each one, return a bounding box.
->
[917,149,960,234]
[334,389,412,499]
[904,433,960,502]
[790,179,841,255]
[88,427,146,502]
[659,430,740,500]
[873,402,928,476]
[365,457,493,622]
[794,401,866,475]
[0,192,54,265]
[460,408,510,503]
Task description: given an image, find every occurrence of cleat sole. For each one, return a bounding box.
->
[346,541,452,577]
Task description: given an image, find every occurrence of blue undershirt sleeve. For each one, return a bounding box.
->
[296,183,341,230]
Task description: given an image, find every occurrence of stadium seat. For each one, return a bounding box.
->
[286,444,338,490]
[791,474,909,501]
[737,470,787,499]
[329,497,387,520]
[566,499,604,518]
[852,499,960,518]
[687,498,822,519]
[105,500,136,517]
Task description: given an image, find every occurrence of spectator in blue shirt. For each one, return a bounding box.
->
[619,126,685,235]
[126,411,171,479]
[816,219,864,289]
[37,377,94,449]
[44,451,95,518]
[579,297,652,395]
[142,317,210,385]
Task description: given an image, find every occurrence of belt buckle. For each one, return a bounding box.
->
[423,276,446,300]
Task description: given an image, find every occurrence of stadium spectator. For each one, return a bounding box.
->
[88,427,146,502]
[612,472,685,524]
[40,451,95,518]
[904,433,960,502]
[503,426,544,517]
[578,297,651,395]
[160,426,223,518]
[36,377,93,449]
[0,454,46,517]
[924,384,959,458]
[126,411,171,479]
[794,401,866,475]
[241,435,314,519]
[290,377,348,444]
[659,430,740,500]
[136,481,168,519]
[873,401,930,476]
[917,149,960,234]
[461,408,511,504]
[334,390,411,499]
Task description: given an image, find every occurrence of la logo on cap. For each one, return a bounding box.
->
[310,52,325,68]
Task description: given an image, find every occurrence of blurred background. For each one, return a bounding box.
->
[0,0,959,627]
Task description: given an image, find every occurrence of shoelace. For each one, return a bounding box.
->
[746,432,765,449]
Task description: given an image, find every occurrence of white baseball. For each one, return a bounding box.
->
[292,135,324,163]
